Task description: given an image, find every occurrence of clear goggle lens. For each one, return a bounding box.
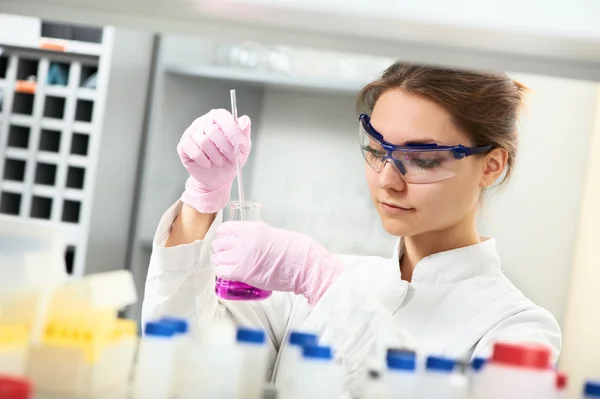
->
[358,116,488,184]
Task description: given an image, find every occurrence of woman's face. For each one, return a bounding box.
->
[365,90,505,237]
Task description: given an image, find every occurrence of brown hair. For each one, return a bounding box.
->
[357,62,527,185]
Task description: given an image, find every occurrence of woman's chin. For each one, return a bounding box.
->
[380,217,416,237]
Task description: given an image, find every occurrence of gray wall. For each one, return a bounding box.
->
[85,28,154,276]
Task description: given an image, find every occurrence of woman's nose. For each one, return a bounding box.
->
[379,160,407,192]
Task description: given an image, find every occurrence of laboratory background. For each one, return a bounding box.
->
[0,0,599,398]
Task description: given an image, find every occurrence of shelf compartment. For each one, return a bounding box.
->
[39,129,62,153]
[30,196,53,220]
[7,125,31,149]
[70,133,90,156]
[34,162,57,186]
[80,65,98,89]
[16,58,39,80]
[66,166,85,189]
[75,99,94,122]
[62,199,81,224]
[0,192,22,215]
[47,61,70,86]
[3,159,27,182]
[43,96,66,119]
[42,22,103,44]
[12,93,35,115]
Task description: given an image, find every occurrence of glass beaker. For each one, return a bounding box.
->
[214,201,272,301]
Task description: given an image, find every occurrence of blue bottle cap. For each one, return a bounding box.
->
[387,348,416,359]
[159,317,189,334]
[585,381,600,397]
[144,321,176,337]
[387,354,416,371]
[303,345,332,360]
[236,327,266,344]
[289,332,318,347]
[426,356,455,372]
[471,357,487,371]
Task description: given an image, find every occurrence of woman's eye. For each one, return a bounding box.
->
[410,157,443,169]
[364,146,386,158]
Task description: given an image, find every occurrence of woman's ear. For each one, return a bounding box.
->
[480,148,508,188]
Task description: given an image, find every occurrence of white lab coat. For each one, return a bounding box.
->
[142,201,561,392]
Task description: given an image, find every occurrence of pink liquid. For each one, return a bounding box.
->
[215,278,272,301]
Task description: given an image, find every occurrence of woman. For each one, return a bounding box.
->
[142,62,561,390]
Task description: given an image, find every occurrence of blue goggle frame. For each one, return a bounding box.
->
[359,114,493,160]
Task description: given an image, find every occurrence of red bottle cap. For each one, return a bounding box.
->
[490,342,552,370]
[0,375,33,399]
[556,372,568,390]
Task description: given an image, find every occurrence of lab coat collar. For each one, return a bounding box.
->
[392,237,501,284]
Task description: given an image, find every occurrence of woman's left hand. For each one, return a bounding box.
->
[211,221,344,305]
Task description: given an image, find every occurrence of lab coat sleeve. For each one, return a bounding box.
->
[300,256,414,394]
[141,201,294,369]
[472,306,562,364]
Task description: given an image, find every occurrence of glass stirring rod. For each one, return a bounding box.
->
[230,89,245,221]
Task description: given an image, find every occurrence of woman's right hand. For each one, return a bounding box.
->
[177,109,251,214]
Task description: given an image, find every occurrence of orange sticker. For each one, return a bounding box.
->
[15,80,36,94]
[40,41,66,52]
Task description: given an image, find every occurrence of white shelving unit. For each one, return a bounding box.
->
[164,64,370,95]
[0,14,114,277]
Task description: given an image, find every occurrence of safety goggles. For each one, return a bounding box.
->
[359,114,493,184]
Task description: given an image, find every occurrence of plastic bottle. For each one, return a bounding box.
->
[364,369,388,399]
[583,381,600,399]
[236,327,269,399]
[177,320,241,399]
[132,321,178,399]
[158,317,191,399]
[419,356,468,399]
[556,372,568,399]
[277,331,318,393]
[385,351,419,399]
[468,357,487,395]
[290,345,343,399]
[471,357,487,373]
[471,342,554,399]
[159,316,189,336]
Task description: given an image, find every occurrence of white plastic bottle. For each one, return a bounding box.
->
[177,320,242,399]
[277,331,318,395]
[468,357,487,395]
[385,351,419,399]
[290,345,342,399]
[236,327,269,399]
[132,321,178,399]
[364,369,388,399]
[470,357,487,374]
[419,356,468,399]
[159,317,190,398]
[583,381,600,399]
[471,342,554,399]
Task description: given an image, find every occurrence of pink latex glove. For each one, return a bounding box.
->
[177,109,251,213]
[211,221,345,306]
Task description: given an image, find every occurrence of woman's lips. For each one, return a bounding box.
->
[380,201,415,215]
